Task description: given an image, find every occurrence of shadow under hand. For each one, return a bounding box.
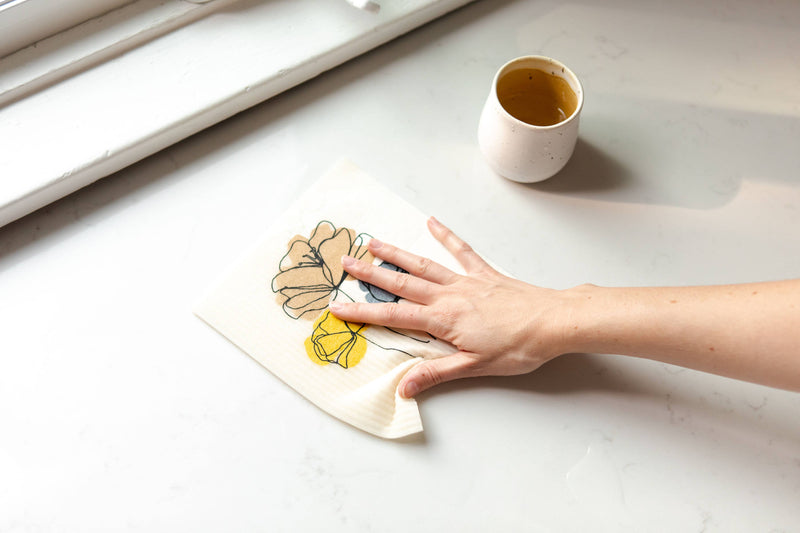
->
[424,353,650,399]
[419,352,800,451]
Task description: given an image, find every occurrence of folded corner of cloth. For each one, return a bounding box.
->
[194,159,459,438]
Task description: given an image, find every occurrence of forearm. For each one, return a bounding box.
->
[334,219,800,397]
[562,281,800,391]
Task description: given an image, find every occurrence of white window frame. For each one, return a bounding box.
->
[0,0,227,107]
[0,0,474,228]
[0,0,137,58]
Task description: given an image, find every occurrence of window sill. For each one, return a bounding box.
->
[0,0,473,227]
[0,0,221,107]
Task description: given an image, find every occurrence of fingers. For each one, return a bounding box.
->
[366,238,457,285]
[427,217,490,274]
[342,255,434,304]
[329,300,430,332]
[398,351,481,398]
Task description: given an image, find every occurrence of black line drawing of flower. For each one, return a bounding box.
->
[271,221,372,320]
[272,220,431,370]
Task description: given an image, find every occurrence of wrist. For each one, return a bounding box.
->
[557,283,609,355]
[558,284,672,358]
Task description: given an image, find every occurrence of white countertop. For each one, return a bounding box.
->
[2,0,800,531]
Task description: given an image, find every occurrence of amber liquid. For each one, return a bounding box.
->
[496,67,578,126]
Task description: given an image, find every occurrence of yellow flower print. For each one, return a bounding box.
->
[304,310,369,369]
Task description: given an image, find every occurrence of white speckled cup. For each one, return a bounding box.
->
[478,55,583,183]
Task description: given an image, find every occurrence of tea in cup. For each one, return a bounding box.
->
[478,56,583,183]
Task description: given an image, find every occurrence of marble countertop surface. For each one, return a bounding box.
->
[2,0,799,531]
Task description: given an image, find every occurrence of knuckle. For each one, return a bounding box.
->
[420,364,445,387]
[361,262,382,281]
[416,256,432,276]
[432,309,458,338]
[457,241,474,255]
[390,273,409,294]
[382,302,402,323]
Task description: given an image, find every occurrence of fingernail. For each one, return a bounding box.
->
[341,255,355,267]
[402,380,419,399]
[329,302,343,312]
[428,216,442,228]
[369,238,383,249]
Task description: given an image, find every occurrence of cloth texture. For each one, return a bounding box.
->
[194,160,462,438]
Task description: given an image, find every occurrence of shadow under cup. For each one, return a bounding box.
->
[478,56,584,183]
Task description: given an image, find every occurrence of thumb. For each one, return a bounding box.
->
[398,352,479,399]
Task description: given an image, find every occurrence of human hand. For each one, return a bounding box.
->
[328,217,573,398]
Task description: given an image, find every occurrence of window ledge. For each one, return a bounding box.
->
[0,0,221,107]
[0,0,474,227]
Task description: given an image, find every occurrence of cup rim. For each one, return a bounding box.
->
[491,55,584,130]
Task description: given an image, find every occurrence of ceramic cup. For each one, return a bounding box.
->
[478,55,584,183]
